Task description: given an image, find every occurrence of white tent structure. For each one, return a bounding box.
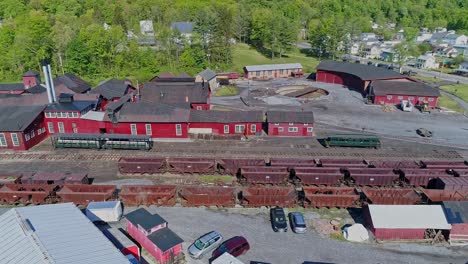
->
[343,224,369,242]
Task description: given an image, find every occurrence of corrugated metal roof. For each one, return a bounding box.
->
[317,61,404,80]
[198,68,217,81]
[244,63,303,72]
[371,80,440,97]
[0,203,129,264]
[368,205,451,229]
[0,105,46,132]
[442,201,468,224]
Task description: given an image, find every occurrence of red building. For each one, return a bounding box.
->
[126,208,184,264]
[266,111,314,137]
[364,205,451,240]
[316,61,408,92]
[90,78,136,110]
[0,105,47,151]
[189,110,263,136]
[369,80,440,107]
[54,73,92,94]
[0,70,41,95]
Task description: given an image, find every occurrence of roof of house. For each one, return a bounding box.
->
[118,102,190,123]
[106,93,133,113]
[266,111,315,123]
[150,72,195,83]
[80,111,106,121]
[0,83,24,91]
[22,70,39,77]
[316,61,404,81]
[142,82,209,104]
[147,227,184,252]
[0,203,129,264]
[442,201,468,224]
[54,73,92,94]
[45,100,95,112]
[90,79,131,100]
[125,208,167,231]
[371,80,440,97]
[189,110,263,123]
[0,105,45,132]
[198,68,217,81]
[26,84,47,94]
[367,205,451,229]
[170,22,194,33]
[244,63,303,72]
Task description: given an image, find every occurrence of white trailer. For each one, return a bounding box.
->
[86,201,123,223]
[400,100,413,112]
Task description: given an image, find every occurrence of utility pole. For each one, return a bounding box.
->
[58,52,65,75]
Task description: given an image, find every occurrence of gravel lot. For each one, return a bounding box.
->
[112,206,468,264]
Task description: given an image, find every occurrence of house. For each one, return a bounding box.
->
[142,81,210,110]
[360,33,377,41]
[361,44,381,59]
[170,22,194,40]
[457,61,468,76]
[0,105,47,151]
[188,110,263,136]
[442,201,468,244]
[150,72,196,83]
[243,63,303,80]
[196,68,218,90]
[90,78,135,110]
[435,47,459,58]
[380,49,399,63]
[415,54,439,69]
[416,32,433,43]
[0,203,129,264]
[266,111,314,137]
[364,204,451,240]
[126,208,184,264]
[0,70,41,94]
[443,34,467,46]
[369,80,440,107]
[347,43,360,55]
[429,32,450,45]
[54,73,92,94]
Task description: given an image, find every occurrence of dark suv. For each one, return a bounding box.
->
[270,207,287,232]
[211,236,250,260]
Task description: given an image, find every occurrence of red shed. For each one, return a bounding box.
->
[364,204,451,240]
[126,208,184,264]
[369,80,440,108]
[266,111,314,136]
[189,110,263,136]
[0,105,47,151]
[316,61,409,92]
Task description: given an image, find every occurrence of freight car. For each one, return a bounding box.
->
[51,133,152,150]
[323,134,381,148]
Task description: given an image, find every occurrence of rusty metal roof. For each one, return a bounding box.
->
[371,80,440,96]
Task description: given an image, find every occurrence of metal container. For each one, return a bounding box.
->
[20,172,88,185]
[433,177,468,191]
[293,167,341,174]
[118,157,166,174]
[241,166,287,173]
[269,158,315,168]
[421,189,468,202]
[420,160,467,167]
[56,184,116,205]
[318,159,367,168]
[179,186,236,207]
[302,187,359,208]
[240,187,297,207]
[366,160,419,169]
[119,185,176,206]
[295,173,342,185]
[361,189,421,205]
[346,168,395,175]
[240,172,288,185]
[0,184,56,204]
[167,157,216,174]
[0,173,22,185]
[218,158,265,175]
[349,174,399,186]
[404,174,439,187]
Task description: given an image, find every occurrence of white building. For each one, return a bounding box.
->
[171,22,194,40]
[415,54,439,69]
[457,62,468,75]
[435,47,459,58]
[361,33,377,41]
[380,49,399,63]
[140,20,155,36]
[362,44,382,59]
[347,43,360,55]
[443,34,468,46]
[416,32,433,43]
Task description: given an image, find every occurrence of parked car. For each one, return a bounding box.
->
[417,128,433,137]
[188,231,223,259]
[211,236,250,260]
[288,212,307,233]
[270,207,287,232]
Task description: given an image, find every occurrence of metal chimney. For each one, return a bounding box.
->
[41,59,54,104]
[47,64,57,101]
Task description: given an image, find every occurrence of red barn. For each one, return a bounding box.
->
[364,205,451,240]
[369,80,440,108]
[189,110,263,136]
[0,105,47,151]
[266,111,314,137]
[90,78,135,110]
[316,61,409,92]
[126,208,184,264]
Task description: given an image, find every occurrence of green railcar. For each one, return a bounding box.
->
[324,134,381,148]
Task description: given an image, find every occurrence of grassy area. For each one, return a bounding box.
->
[213,85,239,96]
[438,95,464,112]
[440,84,468,102]
[231,43,319,73]
[413,74,441,85]
[198,175,234,183]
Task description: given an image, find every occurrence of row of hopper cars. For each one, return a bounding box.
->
[0,158,466,208]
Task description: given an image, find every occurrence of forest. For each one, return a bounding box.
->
[0,0,467,84]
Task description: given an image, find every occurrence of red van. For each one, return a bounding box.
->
[211,236,250,260]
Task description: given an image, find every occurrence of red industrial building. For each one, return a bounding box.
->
[316,61,409,92]
[369,80,440,107]
[364,204,451,240]
[0,70,41,95]
[90,78,136,110]
[126,208,184,264]
[266,111,314,137]
[189,110,263,135]
[0,105,47,151]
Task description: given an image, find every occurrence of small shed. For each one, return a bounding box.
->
[86,201,123,222]
[196,68,218,90]
[212,252,245,264]
[364,204,451,240]
[442,201,468,244]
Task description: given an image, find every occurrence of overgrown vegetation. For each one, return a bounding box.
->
[0,0,466,84]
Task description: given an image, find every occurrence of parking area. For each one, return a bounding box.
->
[110,206,468,264]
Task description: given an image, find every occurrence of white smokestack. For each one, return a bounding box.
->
[47,64,56,101]
[42,59,54,104]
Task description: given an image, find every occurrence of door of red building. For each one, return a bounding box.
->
[303,127,308,136]
[273,127,279,136]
